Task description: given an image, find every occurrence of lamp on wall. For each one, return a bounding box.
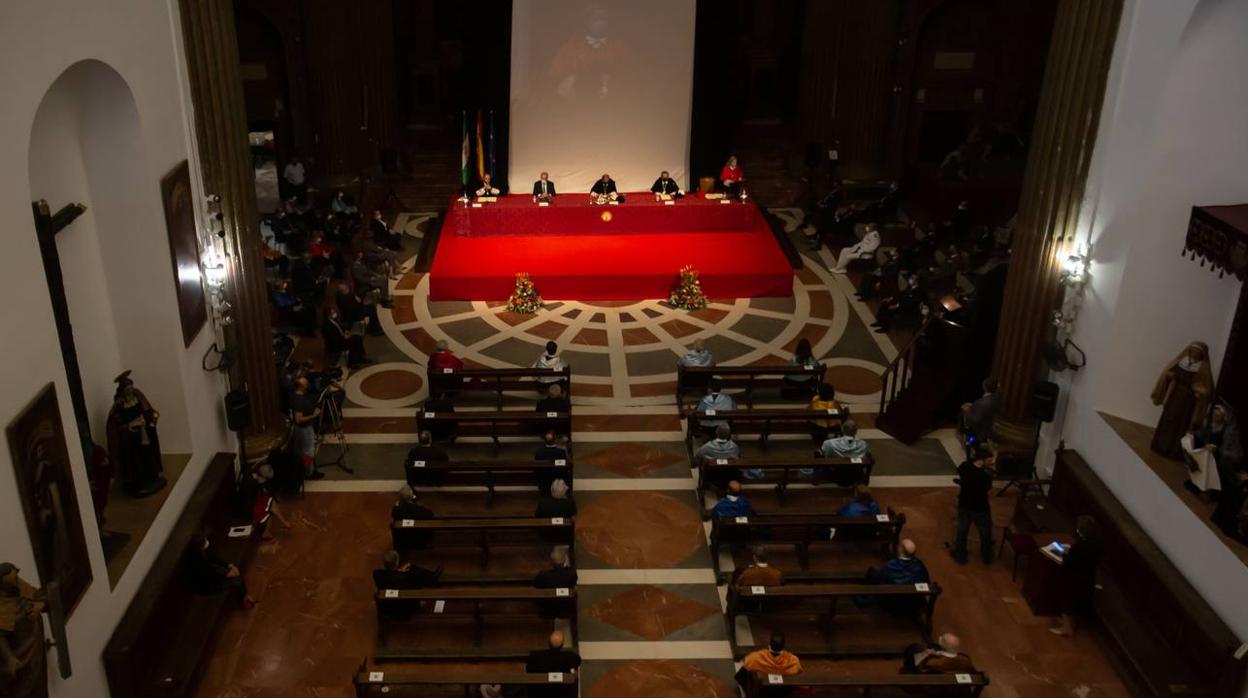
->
[1060,243,1089,287]
[200,192,232,327]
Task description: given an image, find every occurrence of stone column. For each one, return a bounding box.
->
[991,0,1124,426]
[179,0,282,443]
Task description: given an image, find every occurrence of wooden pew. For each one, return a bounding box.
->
[103,453,262,698]
[354,661,578,697]
[727,582,941,656]
[677,364,826,409]
[709,511,904,580]
[741,670,988,697]
[374,586,577,650]
[695,455,873,505]
[685,408,848,449]
[408,458,572,505]
[427,365,572,407]
[416,410,571,452]
[391,516,575,570]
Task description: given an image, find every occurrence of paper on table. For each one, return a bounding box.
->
[228,525,252,538]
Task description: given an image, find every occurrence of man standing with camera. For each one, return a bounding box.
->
[290,376,324,480]
[951,443,995,564]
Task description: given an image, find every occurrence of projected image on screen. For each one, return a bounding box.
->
[510,0,696,194]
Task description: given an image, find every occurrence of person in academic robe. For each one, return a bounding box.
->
[902,633,975,674]
[372,549,441,621]
[532,172,556,202]
[677,339,715,368]
[186,535,254,608]
[475,173,501,198]
[696,379,736,433]
[1151,341,1215,459]
[536,384,571,414]
[590,173,623,204]
[390,485,434,550]
[532,547,578,588]
[534,479,577,519]
[525,630,582,673]
[737,632,801,693]
[106,371,166,498]
[733,545,784,588]
[650,171,683,198]
[710,480,755,519]
[720,155,745,197]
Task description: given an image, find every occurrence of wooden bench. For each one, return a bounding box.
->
[407,458,572,506]
[677,364,826,409]
[685,408,848,449]
[415,410,572,452]
[741,670,988,697]
[727,582,941,656]
[375,586,578,649]
[710,511,903,580]
[427,365,572,407]
[103,453,262,698]
[696,455,873,505]
[354,661,578,697]
[391,516,575,570]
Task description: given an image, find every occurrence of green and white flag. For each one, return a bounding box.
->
[460,111,470,190]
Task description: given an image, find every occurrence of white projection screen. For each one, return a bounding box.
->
[509,0,696,194]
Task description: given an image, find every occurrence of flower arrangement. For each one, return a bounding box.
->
[506,272,543,314]
[669,265,708,310]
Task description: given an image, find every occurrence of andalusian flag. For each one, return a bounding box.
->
[488,110,496,179]
[460,111,470,190]
[474,110,486,180]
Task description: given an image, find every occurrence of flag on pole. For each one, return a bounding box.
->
[474,111,486,181]
[488,110,496,180]
[460,111,470,191]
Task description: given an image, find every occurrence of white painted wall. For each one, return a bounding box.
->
[0,1,232,696]
[1043,0,1248,678]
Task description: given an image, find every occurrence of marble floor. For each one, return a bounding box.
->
[192,210,1130,697]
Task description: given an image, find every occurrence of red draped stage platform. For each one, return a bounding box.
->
[428,194,795,301]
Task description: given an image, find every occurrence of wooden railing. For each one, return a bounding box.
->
[878,317,932,416]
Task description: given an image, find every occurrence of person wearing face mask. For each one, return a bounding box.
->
[1151,341,1215,459]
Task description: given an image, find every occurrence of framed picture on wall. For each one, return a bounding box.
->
[6,383,93,617]
[161,160,208,347]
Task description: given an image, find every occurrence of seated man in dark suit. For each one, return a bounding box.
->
[373,549,441,620]
[533,546,577,588]
[532,171,556,202]
[535,478,577,518]
[650,170,683,198]
[536,384,571,414]
[526,630,582,673]
[405,430,449,487]
[391,484,434,549]
[535,431,571,493]
[866,539,929,585]
[590,173,624,204]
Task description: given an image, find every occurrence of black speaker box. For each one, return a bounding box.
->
[224,389,252,432]
[1032,381,1059,423]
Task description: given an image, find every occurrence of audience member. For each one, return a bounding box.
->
[734,545,783,588]
[535,431,569,461]
[952,443,995,565]
[391,484,433,550]
[322,306,368,368]
[331,190,357,216]
[370,209,401,250]
[741,631,801,676]
[830,222,881,274]
[867,539,929,585]
[532,546,577,589]
[336,282,382,337]
[808,382,843,444]
[1051,515,1103,637]
[711,480,755,519]
[246,464,292,540]
[696,423,741,462]
[872,272,922,333]
[535,479,577,518]
[186,534,255,608]
[677,338,715,368]
[282,156,306,202]
[696,379,736,433]
[351,250,393,309]
[903,633,975,674]
[533,341,567,389]
[372,549,441,590]
[405,430,449,487]
[536,384,571,413]
[820,419,868,459]
[525,630,582,673]
[837,484,881,517]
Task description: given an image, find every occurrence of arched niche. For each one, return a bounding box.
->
[27,59,195,582]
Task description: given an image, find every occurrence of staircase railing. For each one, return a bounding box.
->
[879,319,926,416]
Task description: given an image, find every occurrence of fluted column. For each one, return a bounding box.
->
[991,0,1123,422]
[180,0,281,440]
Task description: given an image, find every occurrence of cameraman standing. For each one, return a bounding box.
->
[291,376,324,480]
[951,442,995,564]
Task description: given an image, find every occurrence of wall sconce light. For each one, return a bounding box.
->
[1060,244,1090,287]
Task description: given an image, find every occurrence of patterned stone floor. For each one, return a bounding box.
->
[192,210,1128,697]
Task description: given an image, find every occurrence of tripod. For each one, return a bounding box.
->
[315,384,353,474]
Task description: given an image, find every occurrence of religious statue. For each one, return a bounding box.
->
[0,563,48,698]
[105,371,166,498]
[1150,341,1215,459]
